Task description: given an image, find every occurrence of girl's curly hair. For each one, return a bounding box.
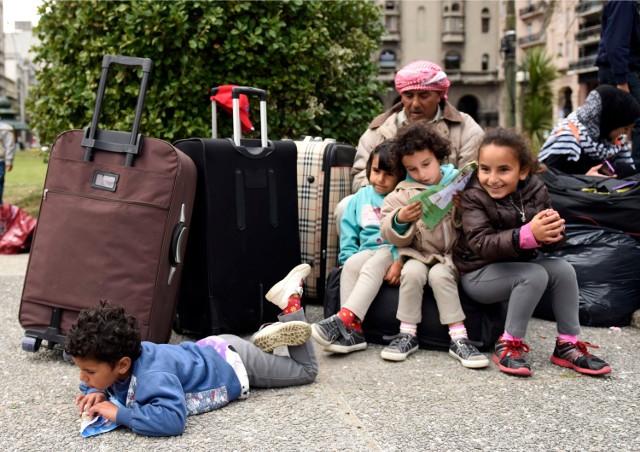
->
[65,301,142,366]
[478,128,544,174]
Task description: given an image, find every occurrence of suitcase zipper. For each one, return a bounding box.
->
[42,188,168,210]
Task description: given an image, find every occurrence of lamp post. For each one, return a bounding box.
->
[500,30,517,128]
[516,68,529,131]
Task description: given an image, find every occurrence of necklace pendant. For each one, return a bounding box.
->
[520,212,526,222]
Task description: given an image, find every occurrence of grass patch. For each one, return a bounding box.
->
[3,149,48,218]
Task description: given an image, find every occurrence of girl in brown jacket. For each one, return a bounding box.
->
[454,128,611,377]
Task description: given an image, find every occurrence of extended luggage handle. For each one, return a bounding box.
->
[82,55,154,166]
[210,86,268,148]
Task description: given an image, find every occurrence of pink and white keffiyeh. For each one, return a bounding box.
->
[394,60,450,99]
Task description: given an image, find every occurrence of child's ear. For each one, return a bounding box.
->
[116,357,132,376]
[519,164,531,180]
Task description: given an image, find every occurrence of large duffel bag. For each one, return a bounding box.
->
[541,167,640,240]
[323,267,507,351]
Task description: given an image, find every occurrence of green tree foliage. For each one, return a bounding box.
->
[520,47,558,153]
[28,0,384,146]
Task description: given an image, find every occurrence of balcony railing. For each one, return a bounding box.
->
[575,24,600,41]
[568,55,597,71]
[575,0,602,16]
[519,1,547,19]
[518,31,546,47]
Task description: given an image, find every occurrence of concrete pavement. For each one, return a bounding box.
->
[1,253,639,451]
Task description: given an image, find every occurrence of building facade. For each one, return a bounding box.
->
[376,0,502,128]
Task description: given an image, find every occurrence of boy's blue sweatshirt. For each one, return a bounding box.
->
[339,184,398,265]
[81,341,242,437]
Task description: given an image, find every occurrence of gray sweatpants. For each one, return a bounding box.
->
[460,257,580,338]
[220,309,318,388]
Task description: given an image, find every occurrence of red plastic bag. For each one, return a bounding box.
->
[0,204,36,254]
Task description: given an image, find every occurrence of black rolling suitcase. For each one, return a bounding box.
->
[19,55,197,353]
[174,86,301,336]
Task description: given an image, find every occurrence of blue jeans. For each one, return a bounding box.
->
[0,160,5,205]
[598,67,640,167]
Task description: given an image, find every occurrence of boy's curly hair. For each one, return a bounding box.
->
[392,122,452,168]
[65,302,142,366]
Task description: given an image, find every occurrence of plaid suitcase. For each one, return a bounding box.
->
[19,56,197,353]
[296,137,355,302]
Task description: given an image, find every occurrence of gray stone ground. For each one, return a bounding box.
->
[1,253,639,451]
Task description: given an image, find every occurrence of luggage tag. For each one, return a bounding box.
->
[80,396,124,437]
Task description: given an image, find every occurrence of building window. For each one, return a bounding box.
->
[451,3,460,12]
[385,1,395,10]
[482,54,489,71]
[386,15,398,33]
[445,52,461,70]
[481,8,490,33]
[379,50,397,69]
[417,6,426,41]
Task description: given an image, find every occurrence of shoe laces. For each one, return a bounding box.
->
[498,339,530,360]
[385,333,413,346]
[567,340,600,357]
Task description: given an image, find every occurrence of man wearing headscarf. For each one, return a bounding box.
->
[539,85,640,177]
[350,60,484,191]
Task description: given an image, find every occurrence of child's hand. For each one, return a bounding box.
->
[384,260,402,286]
[452,191,463,210]
[87,401,119,423]
[397,201,422,224]
[530,209,565,243]
[76,392,107,416]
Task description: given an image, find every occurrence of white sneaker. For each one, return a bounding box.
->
[251,321,311,353]
[265,263,311,310]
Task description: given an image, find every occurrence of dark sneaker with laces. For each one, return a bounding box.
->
[551,340,612,376]
[311,315,342,347]
[380,333,419,362]
[324,329,367,354]
[449,338,489,369]
[493,336,532,377]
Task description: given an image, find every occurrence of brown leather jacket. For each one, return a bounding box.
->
[453,172,565,274]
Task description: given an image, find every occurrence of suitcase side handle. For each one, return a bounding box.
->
[210,86,268,148]
[82,55,154,167]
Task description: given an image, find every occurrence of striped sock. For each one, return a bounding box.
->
[400,321,417,336]
[448,324,468,340]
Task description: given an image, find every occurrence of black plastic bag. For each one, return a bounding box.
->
[534,225,640,326]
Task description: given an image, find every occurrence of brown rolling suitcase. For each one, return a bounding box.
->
[19,55,196,354]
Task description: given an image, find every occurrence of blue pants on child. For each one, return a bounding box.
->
[460,257,581,338]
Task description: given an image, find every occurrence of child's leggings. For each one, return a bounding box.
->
[460,257,580,338]
[220,309,318,388]
[340,247,394,320]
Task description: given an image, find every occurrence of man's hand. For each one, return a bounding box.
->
[397,201,422,224]
[87,401,119,423]
[75,392,107,416]
[530,209,565,243]
[6,165,12,172]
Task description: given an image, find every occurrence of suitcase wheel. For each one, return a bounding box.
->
[21,335,41,353]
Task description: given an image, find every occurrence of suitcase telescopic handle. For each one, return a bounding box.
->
[210,86,268,148]
[82,55,154,166]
